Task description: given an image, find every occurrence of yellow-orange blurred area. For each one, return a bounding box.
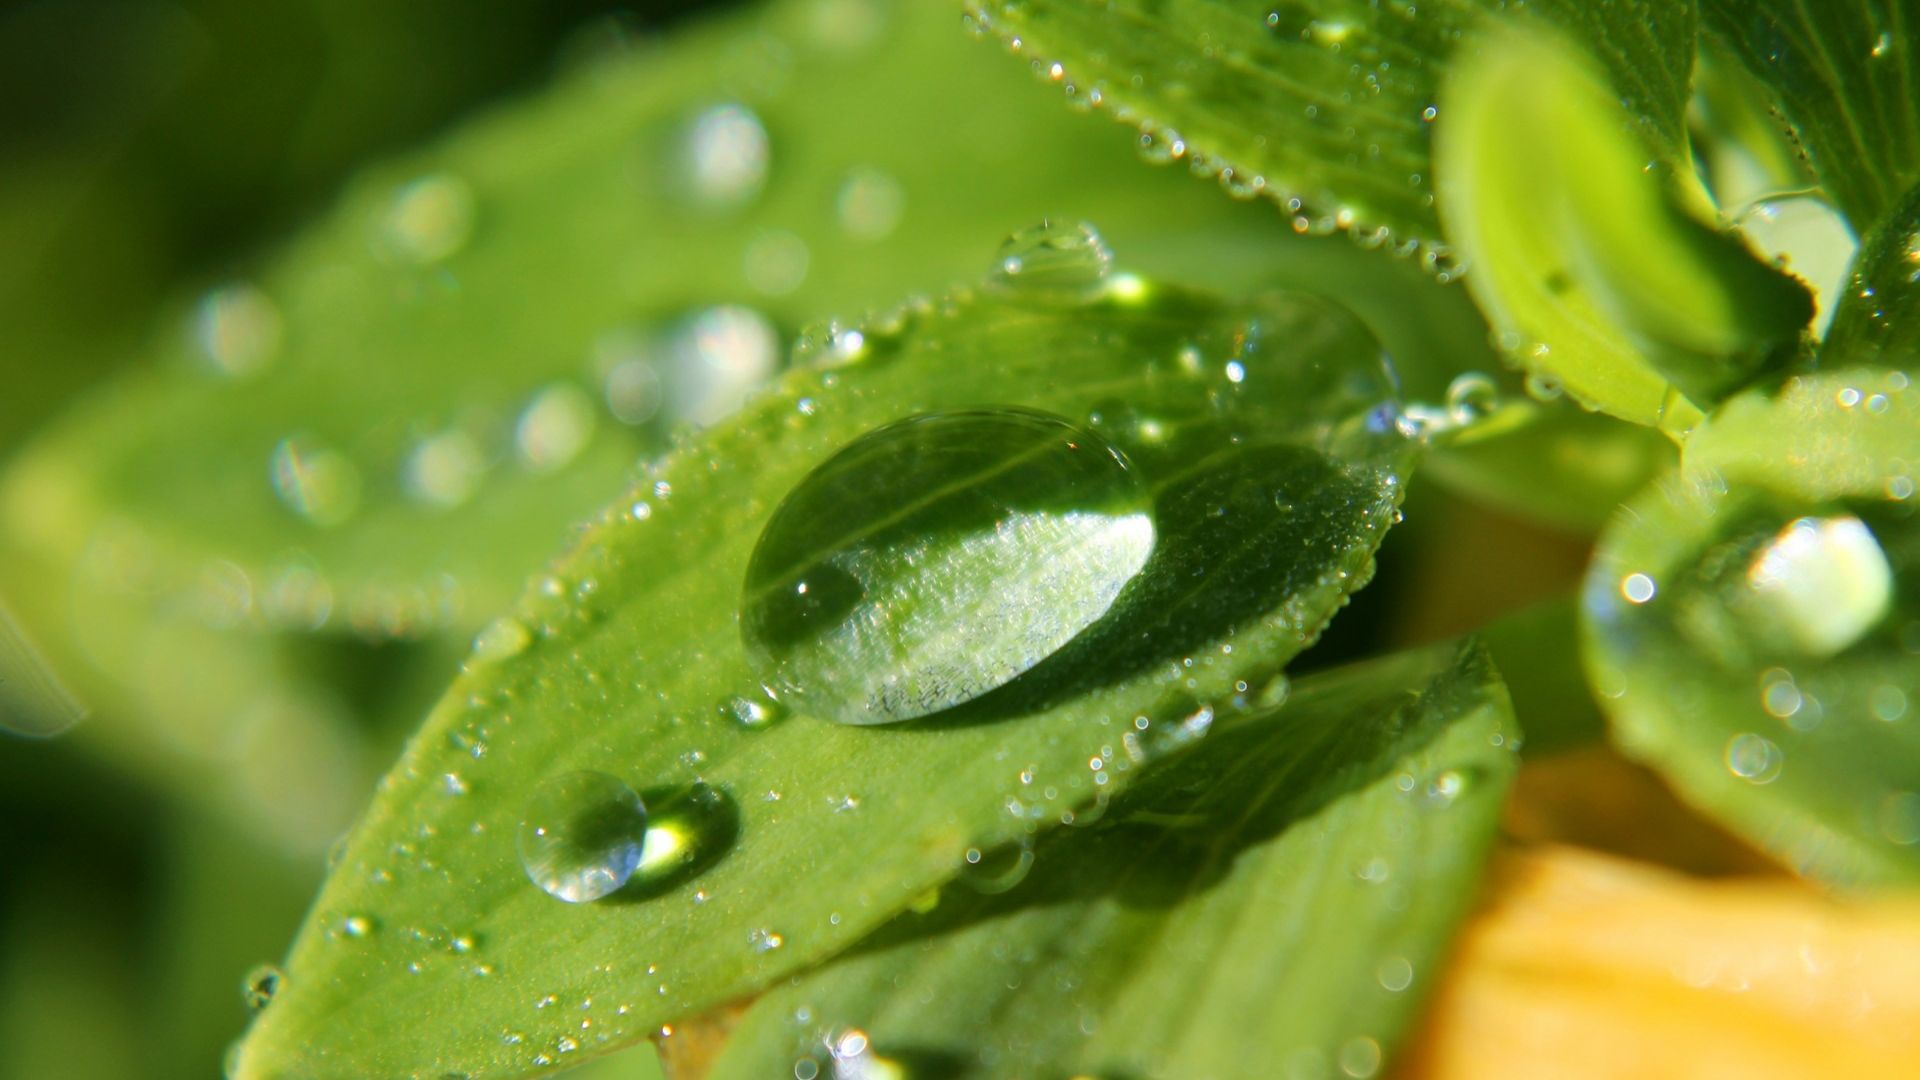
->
[1397,749,1920,1080]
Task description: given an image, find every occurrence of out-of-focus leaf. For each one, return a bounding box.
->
[1702,0,1920,233]
[1479,597,1603,758]
[1,0,1481,854]
[961,0,1696,267]
[229,252,1417,1078]
[1425,400,1676,533]
[695,641,1516,1080]
[1437,21,1812,432]
[1398,846,1920,1079]
[1585,365,1920,884]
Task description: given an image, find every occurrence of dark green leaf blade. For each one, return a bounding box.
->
[698,640,1518,1080]
[1584,364,1920,885]
[962,0,1697,260]
[1703,0,1920,231]
[229,260,1417,1078]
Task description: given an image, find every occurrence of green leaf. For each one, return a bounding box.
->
[961,0,1697,262]
[1436,20,1813,432]
[1584,364,1920,885]
[1825,180,1920,362]
[1703,0,1920,232]
[1424,398,1677,533]
[229,256,1417,1078]
[697,640,1517,1080]
[3,0,1447,854]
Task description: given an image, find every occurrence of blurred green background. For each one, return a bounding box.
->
[0,3,718,1076]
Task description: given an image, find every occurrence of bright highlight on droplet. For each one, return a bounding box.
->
[742,408,1155,725]
[1745,515,1892,657]
[518,770,649,903]
[665,305,780,425]
[1620,572,1657,604]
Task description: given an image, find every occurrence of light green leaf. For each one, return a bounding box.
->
[1585,364,1920,884]
[1436,20,1813,432]
[961,0,1697,262]
[697,640,1516,1080]
[1,0,1463,855]
[229,255,1416,1078]
[1703,0,1920,232]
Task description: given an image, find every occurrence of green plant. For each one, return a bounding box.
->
[1,1,1916,1077]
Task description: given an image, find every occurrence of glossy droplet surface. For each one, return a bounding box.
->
[988,220,1113,300]
[742,409,1154,725]
[518,771,649,903]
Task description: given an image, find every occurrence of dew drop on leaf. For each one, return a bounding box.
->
[192,282,282,377]
[241,964,283,1011]
[988,219,1114,301]
[270,435,362,527]
[741,408,1154,725]
[518,770,650,903]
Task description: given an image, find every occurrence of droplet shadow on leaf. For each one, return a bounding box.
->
[603,781,741,904]
[851,648,1475,950]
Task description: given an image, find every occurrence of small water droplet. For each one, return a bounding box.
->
[379,174,476,264]
[745,229,811,297]
[961,838,1036,894]
[1725,733,1784,784]
[193,283,282,377]
[742,409,1153,724]
[341,914,375,938]
[836,167,906,240]
[516,383,598,471]
[404,429,486,508]
[471,616,532,664]
[1870,684,1909,722]
[271,436,362,526]
[1376,957,1413,992]
[519,771,649,902]
[1338,1035,1382,1078]
[1443,372,1499,425]
[241,964,282,1011]
[682,103,769,208]
[988,219,1114,300]
[749,927,785,952]
[719,691,787,729]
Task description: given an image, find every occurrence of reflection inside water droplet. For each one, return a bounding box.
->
[741,409,1154,725]
[519,770,649,902]
[988,220,1114,300]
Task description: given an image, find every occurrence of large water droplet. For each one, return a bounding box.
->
[988,220,1114,301]
[519,771,649,902]
[1743,515,1892,657]
[742,409,1154,724]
